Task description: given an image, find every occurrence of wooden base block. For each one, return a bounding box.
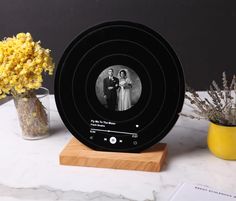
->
[59,137,167,172]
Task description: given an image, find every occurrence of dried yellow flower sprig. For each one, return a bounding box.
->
[0,32,55,99]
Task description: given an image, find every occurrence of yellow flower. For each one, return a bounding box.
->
[0,32,55,99]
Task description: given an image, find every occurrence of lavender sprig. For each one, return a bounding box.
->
[181,72,236,126]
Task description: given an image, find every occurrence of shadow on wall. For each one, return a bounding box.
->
[95,65,142,106]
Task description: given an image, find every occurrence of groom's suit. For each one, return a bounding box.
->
[103,76,119,110]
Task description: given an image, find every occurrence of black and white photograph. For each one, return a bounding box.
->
[95,65,142,111]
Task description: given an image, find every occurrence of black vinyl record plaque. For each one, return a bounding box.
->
[54,21,185,152]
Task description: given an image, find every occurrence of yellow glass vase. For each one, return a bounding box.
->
[208,122,236,160]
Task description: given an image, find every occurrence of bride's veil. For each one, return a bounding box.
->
[117,68,131,81]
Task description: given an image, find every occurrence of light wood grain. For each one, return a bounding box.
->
[59,137,167,172]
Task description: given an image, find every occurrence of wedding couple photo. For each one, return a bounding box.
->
[95,65,142,112]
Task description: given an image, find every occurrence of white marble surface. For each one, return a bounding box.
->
[0,95,235,201]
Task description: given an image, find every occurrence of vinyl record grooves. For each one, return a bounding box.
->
[54,21,185,152]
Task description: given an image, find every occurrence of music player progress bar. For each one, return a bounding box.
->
[90,128,137,135]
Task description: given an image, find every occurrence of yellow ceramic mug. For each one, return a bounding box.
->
[208,122,236,160]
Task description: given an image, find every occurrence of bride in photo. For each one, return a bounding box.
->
[117,69,132,111]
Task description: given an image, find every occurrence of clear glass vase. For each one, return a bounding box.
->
[13,87,50,140]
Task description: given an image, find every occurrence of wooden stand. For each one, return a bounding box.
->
[59,137,167,172]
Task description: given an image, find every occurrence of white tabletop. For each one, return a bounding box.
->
[0,94,235,201]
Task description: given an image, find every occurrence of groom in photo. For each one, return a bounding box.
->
[103,68,119,110]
